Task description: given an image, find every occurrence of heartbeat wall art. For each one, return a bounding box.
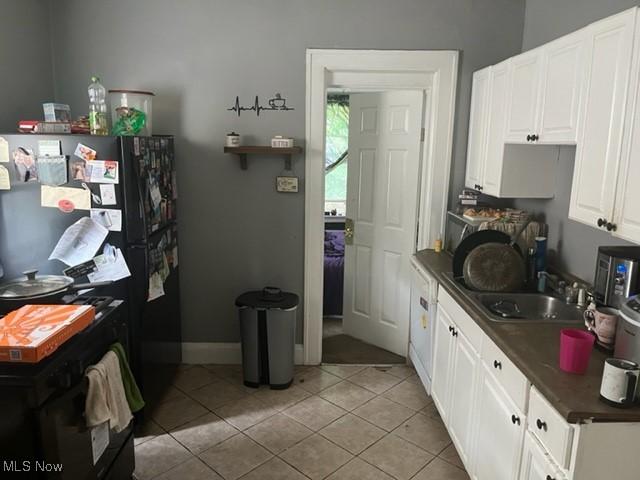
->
[227,93,295,117]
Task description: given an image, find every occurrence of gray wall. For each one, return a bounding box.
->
[0,0,54,131]
[46,0,525,343]
[514,0,639,282]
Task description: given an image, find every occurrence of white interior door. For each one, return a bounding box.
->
[342,91,424,357]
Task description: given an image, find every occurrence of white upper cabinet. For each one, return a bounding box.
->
[482,60,509,197]
[465,68,490,191]
[569,8,636,230]
[538,30,586,144]
[505,31,586,145]
[505,49,543,143]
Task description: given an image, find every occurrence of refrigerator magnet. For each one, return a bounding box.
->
[74,143,97,161]
[0,137,9,163]
[13,147,37,182]
[0,165,10,190]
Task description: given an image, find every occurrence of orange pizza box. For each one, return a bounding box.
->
[0,304,96,363]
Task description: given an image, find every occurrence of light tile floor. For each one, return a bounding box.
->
[133,365,470,480]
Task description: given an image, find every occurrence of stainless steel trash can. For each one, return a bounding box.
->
[236,287,299,389]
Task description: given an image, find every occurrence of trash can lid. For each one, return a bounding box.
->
[235,287,299,310]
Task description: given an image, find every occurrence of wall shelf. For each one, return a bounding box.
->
[223,146,303,170]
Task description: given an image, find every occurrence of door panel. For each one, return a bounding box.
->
[448,331,479,468]
[482,61,509,196]
[519,433,563,480]
[539,31,586,143]
[569,9,635,228]
[431,304,455,423]
[505,50,543,143]
[465,68,490,189]
[343,91,424,356]
[474,366,526,480]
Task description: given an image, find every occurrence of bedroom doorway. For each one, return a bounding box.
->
[321,90,423,364]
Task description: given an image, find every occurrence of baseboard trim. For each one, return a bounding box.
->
[182,342,305,365]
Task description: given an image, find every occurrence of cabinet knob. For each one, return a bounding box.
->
[597,218,606,228]
[511,414,520,425]
[606,222,617,232]
[532,134,539,141]
[477,185,483,192]
[452,328,458,337]
[448,325,454,333]
[536,418,548,431]
[526,134,532,142]
[546,476,556,480]
[493,360,502,370]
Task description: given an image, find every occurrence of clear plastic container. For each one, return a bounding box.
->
[108,89,154,136]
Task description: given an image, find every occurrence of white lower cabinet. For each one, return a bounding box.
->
[447,329,480,468]
[520,433,565,480]
[473,365,526,480]
[431,305,455,424]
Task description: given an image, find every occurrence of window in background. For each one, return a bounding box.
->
[325,95,349,216]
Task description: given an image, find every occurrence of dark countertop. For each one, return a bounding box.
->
[414,249,640,423]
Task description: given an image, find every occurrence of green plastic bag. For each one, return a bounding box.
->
[111,107,147,136]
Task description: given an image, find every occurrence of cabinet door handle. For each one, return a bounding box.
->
[493,360,502,370]
[511,414,520,425]
[606,222,617,232]
[448,325,454,333]
[452,328,458,337]
[546,476,556,480]
[597,218,606,228]
[536,419,548,431]
[526,134,532,142]
[532,134,539,141]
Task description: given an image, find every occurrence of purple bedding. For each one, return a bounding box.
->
[323,231,345,316]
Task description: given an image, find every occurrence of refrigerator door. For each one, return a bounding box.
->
[0,134,125,281]
[127,223,181,382]
[120,136,177,244]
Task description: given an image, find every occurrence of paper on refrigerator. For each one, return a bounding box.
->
[99,184,116,205]
[0,137,9,163]
[87,248,131,282]
[49,217,108,266]
[90,208,122,232]
[86,160,119,184]
[148,272,165,302]
[41,185,91,211]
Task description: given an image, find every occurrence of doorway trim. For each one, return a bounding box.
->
[304,49,459,365]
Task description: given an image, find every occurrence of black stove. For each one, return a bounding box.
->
[0,298,135,479]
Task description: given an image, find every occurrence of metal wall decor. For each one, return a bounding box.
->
[227,93,295,117]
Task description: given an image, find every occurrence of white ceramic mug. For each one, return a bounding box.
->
[584,306,619,346]
[600,358,640,407]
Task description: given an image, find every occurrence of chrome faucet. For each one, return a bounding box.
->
[537,271,558,293]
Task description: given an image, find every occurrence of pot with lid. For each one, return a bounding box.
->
[0,270,113,314]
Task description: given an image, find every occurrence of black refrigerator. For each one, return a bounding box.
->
[0,133,181,391]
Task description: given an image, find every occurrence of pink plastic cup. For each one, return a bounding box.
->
[559,328,595,374]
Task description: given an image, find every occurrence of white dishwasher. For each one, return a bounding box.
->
[409,256,438,394]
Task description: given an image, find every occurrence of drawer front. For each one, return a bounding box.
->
[437,288,483,353]
[481,335,530,412]
[528,387,574,470]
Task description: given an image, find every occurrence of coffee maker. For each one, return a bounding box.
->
[593,246,640,309]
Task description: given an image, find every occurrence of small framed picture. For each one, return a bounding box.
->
[276,176,299,193]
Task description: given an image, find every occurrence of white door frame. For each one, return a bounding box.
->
[304,49,459,365]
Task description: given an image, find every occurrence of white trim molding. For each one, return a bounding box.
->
[182,342,305,365]
[304,49,459,365]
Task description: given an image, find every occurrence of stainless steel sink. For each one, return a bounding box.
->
[440,272,584,323]
[476,292,584,323]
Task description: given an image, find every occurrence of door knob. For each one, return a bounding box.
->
[344,218,354,245]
